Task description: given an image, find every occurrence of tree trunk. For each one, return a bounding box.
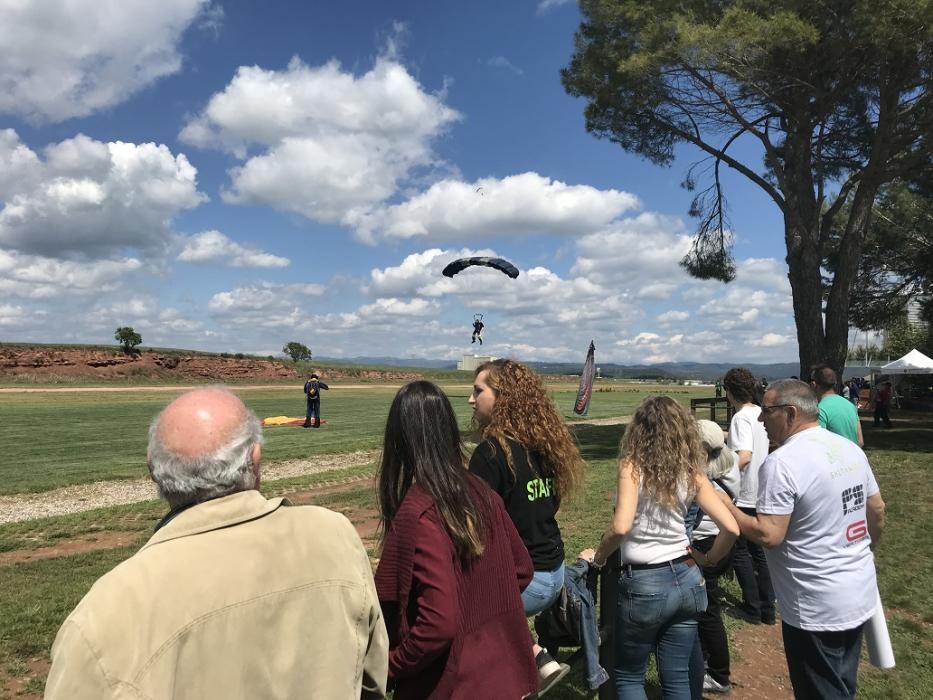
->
[785,221,826,379]
[824,190,878,379]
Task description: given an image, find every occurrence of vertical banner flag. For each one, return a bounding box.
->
[574,341,596,416]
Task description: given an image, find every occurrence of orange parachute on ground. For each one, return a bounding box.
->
[261,416,327,427]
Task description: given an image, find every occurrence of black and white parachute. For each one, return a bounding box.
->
[442,256,519,279]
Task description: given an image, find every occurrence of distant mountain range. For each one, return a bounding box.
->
[317,356,800,381]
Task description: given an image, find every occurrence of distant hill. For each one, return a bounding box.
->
[527,360,799,381]
[0,344,799,383]
[316,356,457,369]
[320,356,799,381]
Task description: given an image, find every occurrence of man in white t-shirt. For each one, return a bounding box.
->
[726,379,886,699]
[722,367,775,624]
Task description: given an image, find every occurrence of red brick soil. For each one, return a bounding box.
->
[0,346,422,382]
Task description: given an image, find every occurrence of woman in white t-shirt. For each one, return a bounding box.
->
[722,367,776,624]
[588,397,739,699]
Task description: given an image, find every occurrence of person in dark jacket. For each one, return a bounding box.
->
[471,317,484,344]
[302,373,329,428]
[374,381,537,699]
[469,359,586,695]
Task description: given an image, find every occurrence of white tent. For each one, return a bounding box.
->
[879,349,933,375]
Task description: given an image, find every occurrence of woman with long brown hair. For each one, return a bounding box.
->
[374,380,537,699]
[588,396,739,699]
[469,359,585,694]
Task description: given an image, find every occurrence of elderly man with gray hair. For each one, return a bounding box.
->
[46,386,388,700]
[726,379,885,700]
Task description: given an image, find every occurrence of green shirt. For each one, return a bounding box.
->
[818,393,860,444]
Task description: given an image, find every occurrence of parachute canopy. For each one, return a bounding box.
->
[442,256,519,279]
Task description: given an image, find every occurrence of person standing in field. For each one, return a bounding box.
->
[873,381,893,428]
[691,419,742,695]
[375,381,537,699]
[726,379,886,699]
[722,367,776,625]
[303,372,329,428]
[810,365,864,446]
[45,386,387,700]
[468,359,586,695]
[586,397,739,699]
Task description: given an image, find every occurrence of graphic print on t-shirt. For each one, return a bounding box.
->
[527,477,554,501]
[841,484,865,515]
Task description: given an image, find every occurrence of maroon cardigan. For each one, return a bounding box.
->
[374,475,538,699]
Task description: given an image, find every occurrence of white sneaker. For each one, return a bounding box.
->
[535,651,570,697]
[703,672,732,694]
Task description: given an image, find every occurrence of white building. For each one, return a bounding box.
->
[457,354,495,371]
[907,296,930,333]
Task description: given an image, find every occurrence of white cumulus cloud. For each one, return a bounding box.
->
[0,0,215,122]
[572,213,693,290]
[749,332,793,348]
[178,230,290,268]
[180,55,460,225]
[0,130,205,259]
[0,248,143,299]
[352,172,639,243]
[657,310,689,324]
[536,0,576,14]
[358,298,439,317]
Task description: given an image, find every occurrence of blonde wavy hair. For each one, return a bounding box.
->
[620,396,705,509]
[474,359,585,501]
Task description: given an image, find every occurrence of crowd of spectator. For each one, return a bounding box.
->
[44,360,885,700]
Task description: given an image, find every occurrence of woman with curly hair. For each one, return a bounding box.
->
[587,396,739,699]
[375,381,538,699]
[469,359,585,695]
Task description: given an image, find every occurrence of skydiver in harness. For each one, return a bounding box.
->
[471,315,485,345]
[302,373,329,428]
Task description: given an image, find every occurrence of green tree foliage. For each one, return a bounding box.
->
[847,343,882,362]
[882,313,928,357]
[114,327,142,352]
[827,180,933,331]
[282,342,312,363]
[562,0,933,376]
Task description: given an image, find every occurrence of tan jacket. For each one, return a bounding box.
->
[45,491,388,699]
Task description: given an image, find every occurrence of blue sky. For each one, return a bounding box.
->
[0,0,819,364]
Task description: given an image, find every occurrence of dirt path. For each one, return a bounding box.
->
[572,416,632,426]
[0,450,380,524]
[728,621,793,698]
[0,531,142,566]
[0,412,625,524]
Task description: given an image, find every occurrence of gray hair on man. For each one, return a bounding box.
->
[767,379,819,420]
[148,387,264,507]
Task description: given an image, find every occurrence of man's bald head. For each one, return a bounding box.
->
[156,388,249,459]
[148,387,263,508]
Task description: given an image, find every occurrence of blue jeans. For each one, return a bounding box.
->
[732,507,775,618]
[782,622,864,699]
[614,560,707,700]
[522,563,565,616]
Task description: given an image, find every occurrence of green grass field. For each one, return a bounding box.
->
[0,383,709,495]
[0,386,928,698]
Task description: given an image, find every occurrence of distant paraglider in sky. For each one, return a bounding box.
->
[441,256,520,279]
